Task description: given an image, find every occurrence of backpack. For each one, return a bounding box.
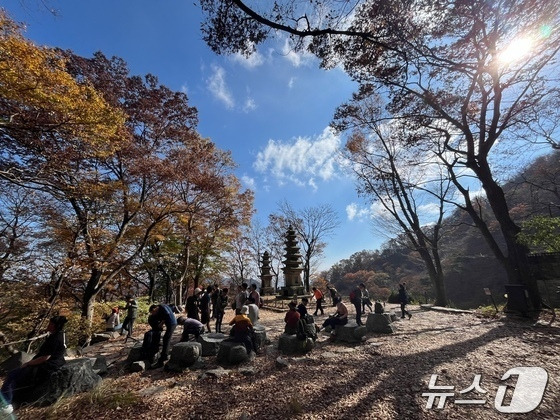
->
[349,291,356,302]
[296,317,317,341]
[141,330,162,362]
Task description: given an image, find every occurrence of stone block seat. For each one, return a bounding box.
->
[13,358,102,407]
[216,339,252,365]
[332,321,367,343]
[277,333,314,355]
[252,324,268,350]
[165,342,203,372]
[196,333,229,357]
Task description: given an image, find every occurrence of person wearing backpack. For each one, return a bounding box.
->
[349,285,364,326]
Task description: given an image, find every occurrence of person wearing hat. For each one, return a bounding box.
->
[1,316,68,414]
[120,295,138,338]
[228,305,255,355]
[284,301,300,335]
[186,288,202,321]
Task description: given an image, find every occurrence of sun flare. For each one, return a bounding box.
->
[498,36,534,64]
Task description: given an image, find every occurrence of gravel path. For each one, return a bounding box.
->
[17,304,560,419]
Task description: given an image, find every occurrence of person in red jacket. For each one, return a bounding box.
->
[284,301,300,335]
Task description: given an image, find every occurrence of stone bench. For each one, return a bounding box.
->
[252,324,268,350]
[278,333,314,355]
[196,333,229,356]
[216,339,252,365]
[333,322,367,343]
[13,358,102,406]
[165,342,203,372]
[365,313,395,334]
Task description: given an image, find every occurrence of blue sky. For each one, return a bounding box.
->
[3,0,386,270]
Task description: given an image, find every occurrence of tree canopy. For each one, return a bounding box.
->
[198,0,560,309]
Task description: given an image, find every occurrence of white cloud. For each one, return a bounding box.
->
[288,77,295,89]
[243,97,257,113]
[280,38,314,68]
[232,48,265,69]
[241,175,256,191]
[206,65,235,109]
[253,126,343,190]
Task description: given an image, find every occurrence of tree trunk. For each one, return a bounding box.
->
[474,161,541,310]
[417,247,447,306]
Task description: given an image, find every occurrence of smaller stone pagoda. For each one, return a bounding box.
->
[259,251,275,296]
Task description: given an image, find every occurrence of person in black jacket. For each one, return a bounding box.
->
[120,295,138,338]
[148,304,178,368]
[399,283,412,319]
[1,316,67,413]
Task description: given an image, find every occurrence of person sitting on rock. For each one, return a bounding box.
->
[297,297,309,318]
[284,301,301,335]
[1,315,68,415]
[178,316,204,341]
[228,305,255,355]
[148,304,178,368]
[105,307,121,332]
[320,297,348,336]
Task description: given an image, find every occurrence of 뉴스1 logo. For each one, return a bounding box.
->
[423,366,548,414]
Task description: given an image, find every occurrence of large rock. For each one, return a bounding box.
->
[196,333,228,356]
[14,358,101,406]
[278,334,314,355]
[165,342,202,372]
[334,322,367,343]
[217,340,250,365]
[366,313,395,334]
[126,342,145,366]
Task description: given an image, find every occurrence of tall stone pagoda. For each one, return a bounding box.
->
[259,251,275,296]
[281,225,305,296]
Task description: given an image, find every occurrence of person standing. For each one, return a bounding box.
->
[326,284,340,307]
[399,283,412,319]
[249,284,261,308]
[215,288,229,333]
[350,285,363,326]
[120,295,138,338]
[247,297,260,326]
[234,283,249,314]
[200,285,213,333]
[360,283,373,313]
[312,286,324,315]
[186,288,202,321]
[148,304,178,368]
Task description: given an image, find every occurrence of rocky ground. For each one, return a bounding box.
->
[15,304,560,420]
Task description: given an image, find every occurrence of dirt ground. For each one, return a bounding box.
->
[15,304,560,420]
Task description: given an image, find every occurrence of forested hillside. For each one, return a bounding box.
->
[324,151,560,309]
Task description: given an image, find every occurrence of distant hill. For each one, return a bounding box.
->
[326,150,560,309]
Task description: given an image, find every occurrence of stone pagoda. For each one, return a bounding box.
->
[280,225,305,296]
[259,251,275,296]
